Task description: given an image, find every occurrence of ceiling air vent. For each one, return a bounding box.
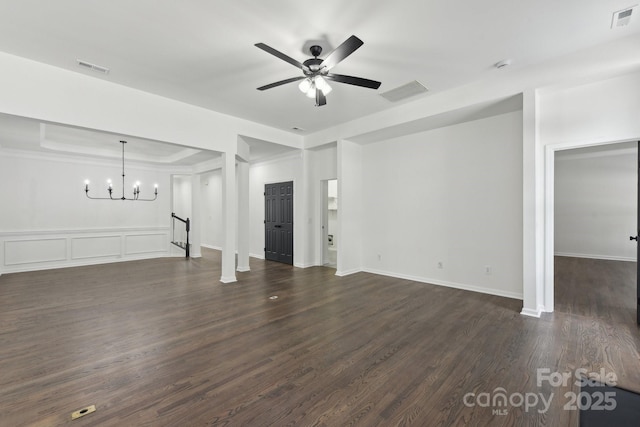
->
[611,5,637,28]
[77,59,110,74]
[379,80,428,102]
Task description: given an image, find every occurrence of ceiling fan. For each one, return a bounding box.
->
[255,35,381,107]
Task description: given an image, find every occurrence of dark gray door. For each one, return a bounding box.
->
[265,181,293,265]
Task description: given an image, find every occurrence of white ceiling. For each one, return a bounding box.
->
[0,0,638,136]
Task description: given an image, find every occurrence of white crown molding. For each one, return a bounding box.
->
[40,123,204,164]
[0,146,193,173]
[40,138,202,164]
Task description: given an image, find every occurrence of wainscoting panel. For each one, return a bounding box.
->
[125,233,168,255]
[71,235,121,260]
[0,227,170,274]
[4,238,67,266]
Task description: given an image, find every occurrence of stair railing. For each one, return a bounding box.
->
[171,212,190,258]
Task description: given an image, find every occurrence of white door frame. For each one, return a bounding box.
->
[543,137,636,312]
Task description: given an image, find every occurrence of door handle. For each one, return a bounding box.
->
[274,225,282,228]
[630,236,638,241]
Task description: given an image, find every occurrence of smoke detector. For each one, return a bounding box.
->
[611,5,637,28]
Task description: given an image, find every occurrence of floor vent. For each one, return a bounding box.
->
[379,80,428,102]
[71,404,96,420]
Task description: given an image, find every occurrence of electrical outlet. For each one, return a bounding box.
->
[437,261,443,269]
[377,254,382,261]
[485,265,492,275]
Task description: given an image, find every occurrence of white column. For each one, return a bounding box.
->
[237,160,250,272]
[220,152,237,283]
[521,89,544,317]
[189,174,202,258]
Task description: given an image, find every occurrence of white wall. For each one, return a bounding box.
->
[555,147,636,261]
[539,73,640,147]
[337,140,364,276]
[1,152,170,230]
[0,151,173,273]
[248,154,305,266]
[360,111,524,299]
[306,145,338,265]
[172,175,192,219]
[200,170,223,249]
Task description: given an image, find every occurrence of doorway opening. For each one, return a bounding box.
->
[321,179,338,267]
[548,140,638,324]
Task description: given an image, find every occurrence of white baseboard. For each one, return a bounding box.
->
[554,252,635,262]
[201,244,222,251]
[236,266,250,272]
[220,276,237,283]
[361,267,523,300]
[335,268,362,277]
[2,252,172,274]
[294,262,314,268]
[521,306,544,318]
[202,245,260,262]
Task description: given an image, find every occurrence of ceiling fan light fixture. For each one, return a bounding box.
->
[298,78,312,93]
[315,76,332,95]
[305,84,317,98]
[300,77,331,97]
[255,35,380,106]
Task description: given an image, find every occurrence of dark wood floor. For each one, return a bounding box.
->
[0,251,638,426]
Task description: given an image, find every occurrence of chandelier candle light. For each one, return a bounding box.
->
[84,140,158,201]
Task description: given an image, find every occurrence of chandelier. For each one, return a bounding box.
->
[84,140,158,201]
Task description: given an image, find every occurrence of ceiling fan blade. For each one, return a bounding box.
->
[257,76,305,91]
[255,43,310,72]
[315,89,327,107]
[325,73,381,89]
[320,35,364,71]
